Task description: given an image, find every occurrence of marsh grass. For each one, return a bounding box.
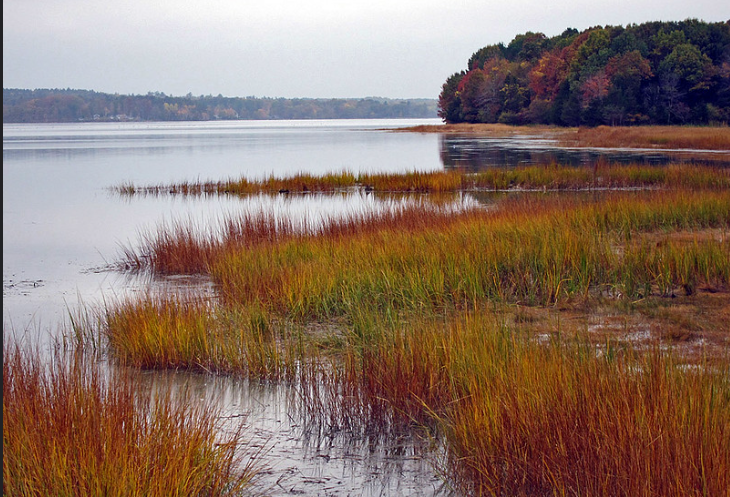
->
[2,343,260,496]
[101,294,301,380]
[211,190,729,319]
[415,313,730,496]
[96,167,730,496]
[104,189,729,375]
[398,123,730,151]
[113,162,730,197]
[291,309,729,495]
[119,199,478,275]
[563,125,730,151]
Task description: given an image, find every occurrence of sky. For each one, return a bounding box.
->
[3,0,728,100]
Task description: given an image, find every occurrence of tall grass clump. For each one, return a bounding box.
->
[322,310,730,496]
[565,125,730,151]
[443,321,730,495]
[3,343,259,496]
[211,190,730,319]
[100,294,300,379]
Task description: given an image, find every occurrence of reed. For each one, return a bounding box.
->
[113,163,730,197]
[105,189,729,377]
[120,199,478,275]
[98,166,730,495]
[100,293,300,380]
[563,125,730,151]
[114,171,359,196]
[252,171,358,193]
[119,216,221,274]
[442,334,730,496]
[399,123,730,151]
[358,170,464,192]
[2,343,260,496]
[297,308,730,495]
[211,190,730,319]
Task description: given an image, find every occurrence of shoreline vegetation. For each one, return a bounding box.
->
[6,135,730,493]
[3,343,262,496]
[100,160,730,494]
[114,161,730,198]
[398,123,730,152]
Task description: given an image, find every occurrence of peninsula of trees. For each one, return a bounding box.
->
[2,89,438,123]
[438,19,729,126]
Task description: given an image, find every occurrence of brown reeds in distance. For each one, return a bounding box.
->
[2,342,262,496]
[113,163,730,198]
[564,124,730,151]
[396,122,730,151]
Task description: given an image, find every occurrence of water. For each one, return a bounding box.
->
[438,133,730,170]
[5,119,721,495]
[134,369,451,496]
[3,118,456,497]
[3,119,445,330]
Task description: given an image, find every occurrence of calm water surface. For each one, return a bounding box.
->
[4,119,445,329]
[6,119,720,496]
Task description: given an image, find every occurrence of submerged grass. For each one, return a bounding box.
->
[2,343,260,496]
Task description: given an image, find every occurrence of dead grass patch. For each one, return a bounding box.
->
[501,290,730,364]
[399,123,730,153]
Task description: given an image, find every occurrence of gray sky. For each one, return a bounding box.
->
[3,0,727,99]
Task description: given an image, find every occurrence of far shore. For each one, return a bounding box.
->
[397,123,730,153]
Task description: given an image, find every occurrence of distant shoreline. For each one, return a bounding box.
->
[398,123,730,153]
[3,88,438,123]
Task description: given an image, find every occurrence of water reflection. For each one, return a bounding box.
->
[132,368,454,496]
[439,134,730,171]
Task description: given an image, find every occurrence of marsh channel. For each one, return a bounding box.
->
[4,119,728,496]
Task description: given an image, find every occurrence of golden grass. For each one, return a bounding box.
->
[411,313,730,495]
[2,343,260,496]
[114,163,730,197]
[399,123,730,151]
[100,293,301,380]
[564,125,730,151]
[119,200,477,275]
[94,167,730,496]
[293,308,730,495]
[105,187,730,370]
[208,190,729,319]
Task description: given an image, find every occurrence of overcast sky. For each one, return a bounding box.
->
[3,0,727,99]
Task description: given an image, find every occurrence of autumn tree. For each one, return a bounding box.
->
[437,19,729,125]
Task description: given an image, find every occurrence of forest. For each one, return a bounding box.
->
[2,89,437,123]
[438,19,730,126]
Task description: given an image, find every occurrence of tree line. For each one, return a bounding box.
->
[439,19,730,126]
[3,89,438,123]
